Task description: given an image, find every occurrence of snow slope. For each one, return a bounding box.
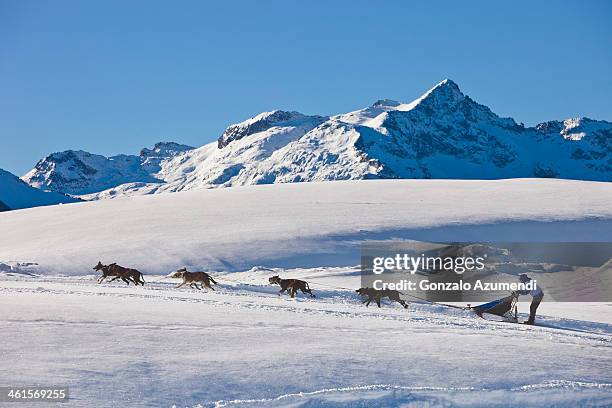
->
[0,273,610,407]
[1,179,611,275]
[22,80,612,202]
[1,179,611,407]
[0,168,79,210]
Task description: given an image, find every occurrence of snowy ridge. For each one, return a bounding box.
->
[217,110,326,148]
[21,79,612,201]
[0,168,79,210]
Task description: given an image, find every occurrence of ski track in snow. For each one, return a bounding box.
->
[209,381,612,408]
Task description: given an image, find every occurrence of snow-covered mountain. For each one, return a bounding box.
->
[22,80,611,200]
[22,142,194,195]
[0,168,79,210]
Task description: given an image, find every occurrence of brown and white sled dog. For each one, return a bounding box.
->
[170,268,217,290]
[268,275,315,298]
[356,287,408,308]
[94,261,145,286]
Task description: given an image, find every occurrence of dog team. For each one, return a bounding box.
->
[93,261,407,308]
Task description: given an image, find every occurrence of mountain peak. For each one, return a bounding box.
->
[218,110,318,149]
[422,78,463,100]
[372,99,401,108]
[436,78,459,88]
[139,142,194,158]
[389,79,466,114]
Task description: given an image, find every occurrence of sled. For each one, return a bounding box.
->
[470,292,520,323]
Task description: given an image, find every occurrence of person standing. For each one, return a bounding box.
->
[517,274,544,325]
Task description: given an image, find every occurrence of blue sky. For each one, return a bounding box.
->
[1,0,611,175]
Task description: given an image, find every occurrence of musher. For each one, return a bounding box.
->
[516,274,544,325]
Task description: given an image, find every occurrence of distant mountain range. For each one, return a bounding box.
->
[5,79,612,207]
[22,142,194,195]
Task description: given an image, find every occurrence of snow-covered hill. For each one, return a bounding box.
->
[2,178,610,407]
[20,79,611,201]
[5,172,609,408]
[22,142,194,195]
[1,178,611,275]
[0,168,79,210]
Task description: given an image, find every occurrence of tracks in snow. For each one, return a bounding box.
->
[210,381,612,408]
